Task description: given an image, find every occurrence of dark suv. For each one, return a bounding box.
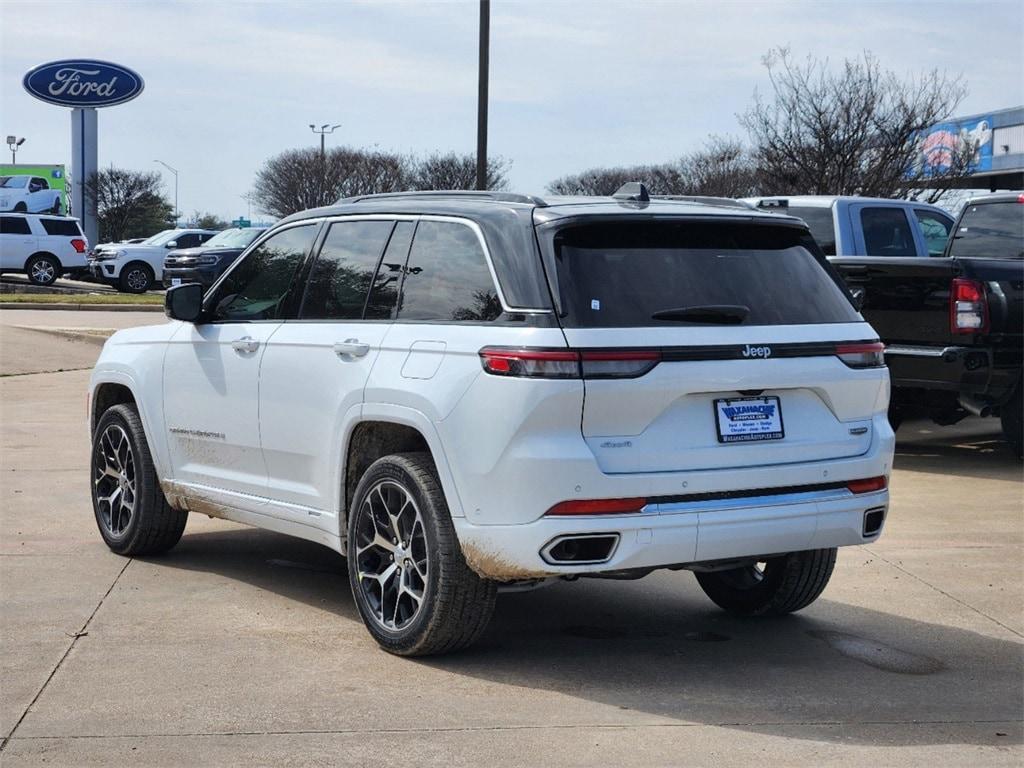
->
[163,227,268,289]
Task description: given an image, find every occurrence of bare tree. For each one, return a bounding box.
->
[252,147,412,218]
[741,48,971,202]
[84,168,173,242]
[188,211,229,230]
[410,152,509,191]
[546,137,757,198]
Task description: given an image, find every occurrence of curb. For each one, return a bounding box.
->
[13,326,115,346]
[0,303,163,313]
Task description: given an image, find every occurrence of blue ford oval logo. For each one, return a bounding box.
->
[22,59,144,108]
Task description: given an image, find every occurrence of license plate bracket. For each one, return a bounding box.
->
[714,395,784,443]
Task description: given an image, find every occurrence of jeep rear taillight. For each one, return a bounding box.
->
[479,347,662,379]
[71,239,87,253]
[835,342,885,368]
[949,278,989,334]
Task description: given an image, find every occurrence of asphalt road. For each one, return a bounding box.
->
[1,310,1021,766]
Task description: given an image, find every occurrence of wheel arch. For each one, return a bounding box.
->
[90,373,171,482]
[341,405,465,540]
[24,251,62,271]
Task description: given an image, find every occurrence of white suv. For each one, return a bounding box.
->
[0,213,88,285]
[88,228,218,293]
[88,186,894,655]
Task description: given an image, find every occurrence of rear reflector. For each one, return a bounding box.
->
[950,278,989,334]
[835,342,885,368]
[546,497,648,516]
[71,239,87,253]
[846,476,887,494]
[479,347,661,379]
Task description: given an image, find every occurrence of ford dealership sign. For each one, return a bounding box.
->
[22,59,144,108]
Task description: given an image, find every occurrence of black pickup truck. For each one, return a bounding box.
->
[831,192,1024,456]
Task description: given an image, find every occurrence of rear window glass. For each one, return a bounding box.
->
[39,218,82,236]
[550,220,859,328]
[949,202,1024,259]
[787,206,836,255]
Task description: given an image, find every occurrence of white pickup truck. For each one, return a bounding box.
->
[0,175,64,214]
[88,228,218,292]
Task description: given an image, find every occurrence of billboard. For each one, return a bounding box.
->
[914,115,994,178]
[0,164,69,214]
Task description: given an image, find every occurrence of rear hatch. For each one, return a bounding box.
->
[540,216,885,474]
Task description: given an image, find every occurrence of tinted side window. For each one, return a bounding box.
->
[174,234,200,248]
[860,207,916,257]
[210,225,317,321]
[300,220,395,320]
[397,221,501,322]
[0,216,31,235]
[40,218,82,236]
[367,221,413,319]
[787,206,836,255]
[913,210,953,256]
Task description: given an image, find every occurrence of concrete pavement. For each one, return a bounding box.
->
[0,322,1021,766]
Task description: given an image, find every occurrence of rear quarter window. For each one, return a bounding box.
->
[949,202,1024,259]
[39,218,82,237]
[548,219,859,328]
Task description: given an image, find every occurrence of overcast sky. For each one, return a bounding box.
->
[2,0,1022,221]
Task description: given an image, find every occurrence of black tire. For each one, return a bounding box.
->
[51,199,62,215]
[1001,387,1023,459]
[91,404,187,556]
[347,452,497,656]
[25,254,60,286]
[119,262,153,293]
[695,548,837,617]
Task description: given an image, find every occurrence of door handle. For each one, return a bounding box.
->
[231,336,260,354]
[334,339,370,358]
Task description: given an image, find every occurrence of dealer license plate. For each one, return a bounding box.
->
[170,278,182,286]
[714,396,784,443]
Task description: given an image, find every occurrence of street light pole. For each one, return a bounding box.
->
[6,136,25,165]
[476,0,490,190]
[309,123,341,157]
[154,159,179,225]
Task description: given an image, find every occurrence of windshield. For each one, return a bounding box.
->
[201,227,265,249]
[549,220,860,327]
[141,230,181,246]
[949,201,1024,259]
[0,176,28,189]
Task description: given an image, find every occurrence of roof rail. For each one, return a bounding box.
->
[339,190,548,207]
[651,195,756,210]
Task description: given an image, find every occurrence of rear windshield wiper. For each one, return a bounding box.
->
[651,304,750,324]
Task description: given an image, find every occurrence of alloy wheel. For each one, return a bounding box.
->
[30,260,55,284]
[354,480,429,631]
[93,424,137,537]
[125,269,149,291]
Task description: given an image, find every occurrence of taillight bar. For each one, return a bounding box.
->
[846,476,887,494]
[546,497,648,516]
[479,347,662,379]
[949,277,989,335]
[835,342,885,369]
[71,238,87,253]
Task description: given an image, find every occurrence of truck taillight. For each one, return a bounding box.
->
[479,348,662,379]
[949,278,989,334]
[71,239,87,253]
[835,342,885,368]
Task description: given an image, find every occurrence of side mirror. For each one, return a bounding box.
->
[165,283,204,323]
[165,241,178,249]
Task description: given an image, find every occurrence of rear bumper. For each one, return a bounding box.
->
[886,344,1020,408]
[454,487,888,581]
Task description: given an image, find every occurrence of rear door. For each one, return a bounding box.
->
[542,217,885,475]
[258,217,407,524]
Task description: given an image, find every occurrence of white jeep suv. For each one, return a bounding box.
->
[88,186,894,655]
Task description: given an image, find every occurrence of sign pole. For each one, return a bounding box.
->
[71,107,98,245]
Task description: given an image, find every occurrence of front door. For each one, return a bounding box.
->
[259,218,410,525]
[162,223,320,500]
